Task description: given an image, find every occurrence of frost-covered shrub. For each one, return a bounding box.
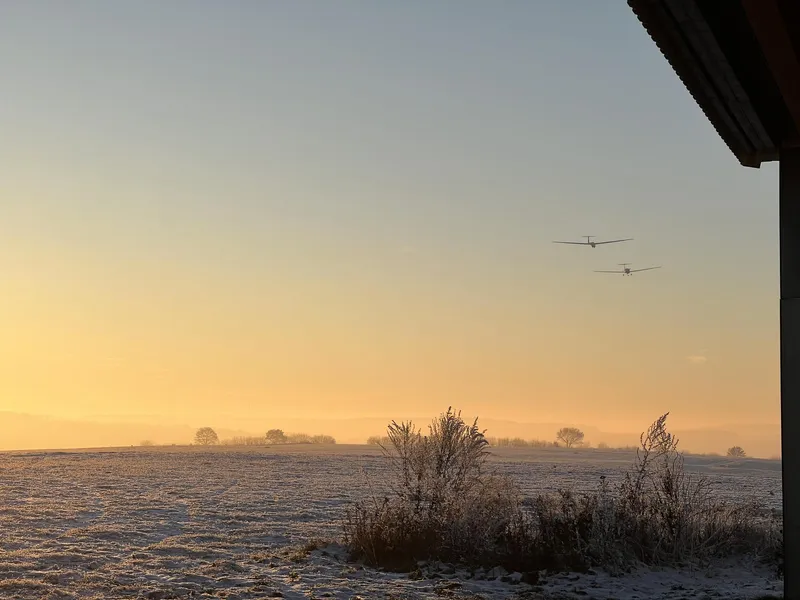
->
[343,410,781,575]
[344,408,522,570]
[613,414,770,565]
[514,414,779,573]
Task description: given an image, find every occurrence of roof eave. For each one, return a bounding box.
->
[629,0,780,169]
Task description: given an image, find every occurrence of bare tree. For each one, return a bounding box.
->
[726,445,746,458]
[194,427,219,446]
[556,427,585,448]
[266,429,287,444]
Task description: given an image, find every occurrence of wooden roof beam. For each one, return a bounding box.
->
[742,0,800,149]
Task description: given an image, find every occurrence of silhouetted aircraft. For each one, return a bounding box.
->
[552,235,633,248]
[594,263,661,276]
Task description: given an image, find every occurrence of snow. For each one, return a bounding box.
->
[0,445,783,599]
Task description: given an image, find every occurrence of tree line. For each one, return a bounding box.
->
[193,427,336,446]
[367,427,750,457]
[369,427,587,449]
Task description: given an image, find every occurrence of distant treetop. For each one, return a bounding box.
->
[194,427,219,446]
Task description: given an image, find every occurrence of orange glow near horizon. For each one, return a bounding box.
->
[0,2,781,456]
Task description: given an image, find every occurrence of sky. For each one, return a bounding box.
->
[0,2,782,445]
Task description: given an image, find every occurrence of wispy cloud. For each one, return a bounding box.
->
[686,355,708,365]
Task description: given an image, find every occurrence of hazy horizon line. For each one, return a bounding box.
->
[1,409,780,432]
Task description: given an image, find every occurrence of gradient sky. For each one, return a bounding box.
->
[1,1,781,436]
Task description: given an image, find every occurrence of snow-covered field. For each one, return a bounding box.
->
[0,445,783,599]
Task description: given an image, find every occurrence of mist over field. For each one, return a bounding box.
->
[0,410,781,458]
